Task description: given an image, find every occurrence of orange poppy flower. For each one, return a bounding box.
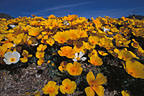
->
[66,62,83,76]
[53,32,69,43]
[85,71,107,96]
[114,48,139,61]
[91,17,102,29]
[20,50,32,63]
[36,51,45,58]
[28,27,41,36]
[58,61,67,72]
[66,30,80,40]
[88,36,100,45]
[121,90,130,96]
[131,39,139,48]
[98,50,108,56]
[65,15,78,21]
[124,59,144,79]
[13,33,24,45]
[58,46,75,58]
[46,38,55,46]
[60,78,77,94]
[42,81,59,96]
[21,50,32,57]
[37,44,47,52]
[78,30,88,38]
[37,58,44,66]
[89,55,103,66]
[0,43,15,57]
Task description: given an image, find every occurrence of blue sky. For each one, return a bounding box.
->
[0,0,144,18]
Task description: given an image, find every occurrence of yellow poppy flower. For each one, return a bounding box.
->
[131,39,139,48]
[58,61,67,72]
[66,30,80,40]
[98,50,108,56]
[89,49,98,57]
[115,39,131,48]
[121,90,130,96]
[2,42,15,49]
[82,41,95,50]
[28,27,41,36]
[64,15,78,21]
[37,58,44,66]
[137,47,144,57]
[58,66,64,72]
[20,57,28,63]
[0,42,15,57]
[85,87,95,96]
[58,46,75,58]
[91,17,102,29]
[66,62,83,76]
[42,81,59,96]
[60,78,77,94]
[114,48,139,61]
[37,34,43,40]
[43,35,48,40]
[5,33,15,41]
[0,46,7,57]
[99,38,114,50]
[37,44,47,51]
[23,34,28,43]
[20,50,32,63]
[85,71,107,96]
[36,51,45,58]
[29,21,40,26]
[124,59,144,79]
[78,30,88,38]
[48,14,56,19]
[22,50,32,57]
[0,34,4,42]
[89,55,103,66]
[53,32,69,43]
[13,33,24,45]
[46,38,55,46]
[72,45,85,54]
[132,28,144,37]
[88,36,100,45]
[121,16,128,21]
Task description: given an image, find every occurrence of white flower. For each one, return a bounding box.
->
[3,51,20,65]
[63,20,70,25]
[103,27,110,32]
[73,51,87,62]
[9,24,16,28]
[31,43,38,46]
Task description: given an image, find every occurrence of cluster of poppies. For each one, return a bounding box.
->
[0,14,144,96]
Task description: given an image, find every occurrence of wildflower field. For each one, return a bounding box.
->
[0,15,144,96]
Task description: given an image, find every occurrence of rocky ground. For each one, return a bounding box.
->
[0,63,50,96]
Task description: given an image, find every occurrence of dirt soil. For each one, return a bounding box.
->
[0,63,50,96]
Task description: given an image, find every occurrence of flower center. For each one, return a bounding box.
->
[76,57,81,60]
[65,85,71,90]
[10,57,16,62]
[48,87,55,93]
